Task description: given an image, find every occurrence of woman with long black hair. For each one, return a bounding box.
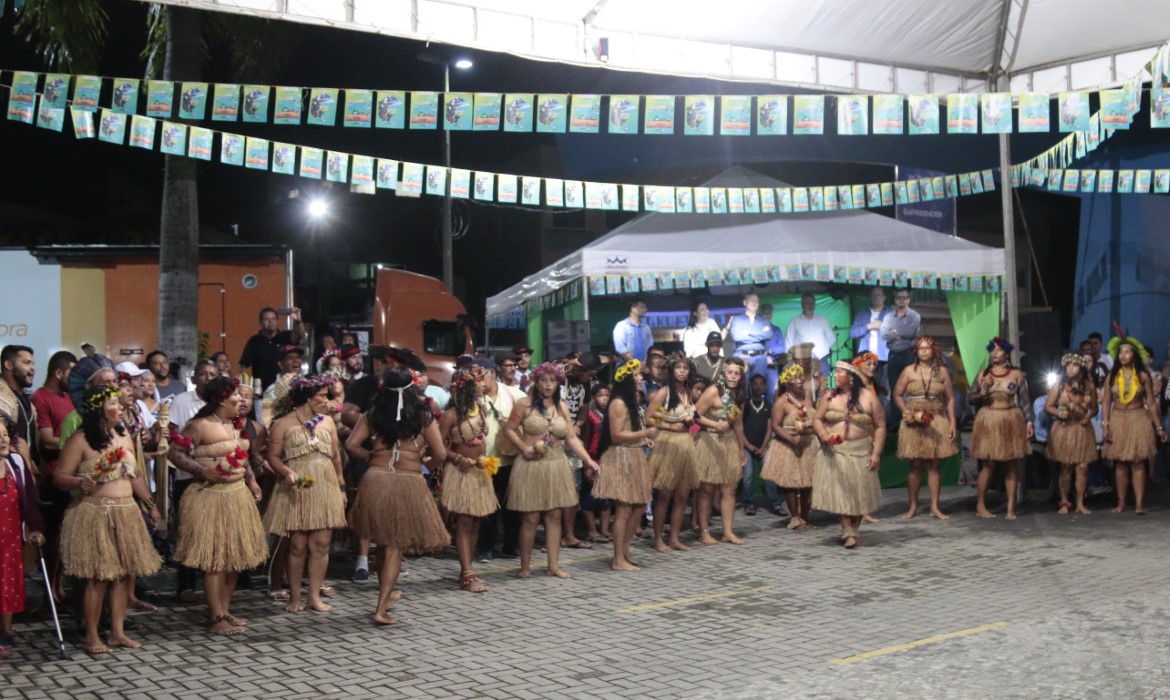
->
[503,363,599,580]
[892,336,957,520]
[55,386,161,653]
[167,377,266,636]
[1045,354,1098,515]
[595,360,656,571]
[1101,337,1164,514]
[969,338,1032,520]
[346,366,449,626]
[682,300,723,358]
[694,358,748,545]
[646,354,698,553]
[439,365,498,593]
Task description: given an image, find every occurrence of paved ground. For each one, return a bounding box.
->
[4,483,1170,699]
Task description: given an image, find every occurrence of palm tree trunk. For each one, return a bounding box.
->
[157,7,202,369]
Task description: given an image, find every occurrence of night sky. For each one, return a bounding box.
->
[0,1,1163,333]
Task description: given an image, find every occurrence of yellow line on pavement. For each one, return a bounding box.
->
[616,585,773,613]
[829,621,1010,666]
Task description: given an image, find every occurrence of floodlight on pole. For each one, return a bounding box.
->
[453,58,474,70]
[308,198,329,220]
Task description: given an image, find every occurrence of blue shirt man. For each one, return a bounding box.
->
[850,287,893,361]
[757,303,787,401]
[613,297,653,363]
[729,293,773,398]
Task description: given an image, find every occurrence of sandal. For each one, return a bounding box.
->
[588,534,611,543]
[744,505,757,516]
[269,590,290,602]
[129,601,158,613]
[458,572,489,593]
[0,632,30,645]
[564,540,593,549]
[319,586,336,598]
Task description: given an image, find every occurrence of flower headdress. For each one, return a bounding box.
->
[779,363,804,385]
[290,375,334,391]
[1107,336,1149,364]
[205,377,241,406]
[450,365,485,393]
[83,386,121,413]
[851,352,878,368]
[613,358,642,383]
[986,336,1015,354]
[1061,353,1091,369]
[532,361,566,384]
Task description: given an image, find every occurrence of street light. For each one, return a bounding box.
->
[419,52,474,293]
[308,197,329,220]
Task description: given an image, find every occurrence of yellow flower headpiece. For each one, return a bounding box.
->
[779,363,804,385]
[614,359,642,383]
[83,386,121,414]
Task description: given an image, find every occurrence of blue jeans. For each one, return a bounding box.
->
[740,450,780,509]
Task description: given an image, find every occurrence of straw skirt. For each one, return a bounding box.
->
[60,496,162,581]
[648,430,698,492]
[506,450,579,512]
[1101,409,1157,462]
[897,400,958,460]
[175,481,268,573]
[441,465,500,517]
[811,439,881,516]
[1046,420,1098,464]
[348,469,451,551]
[594,445,653,504]
[762,434,817,489]
[263,453,347,536]
[970,407,1031,462]
[695,430,742,485]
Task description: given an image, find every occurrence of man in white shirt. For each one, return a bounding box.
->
[475,356,528,561]
[785,293,836,374]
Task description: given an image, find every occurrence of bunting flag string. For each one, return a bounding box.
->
[2,39,1166,140]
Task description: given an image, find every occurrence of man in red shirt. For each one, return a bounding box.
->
[29,349,77,602]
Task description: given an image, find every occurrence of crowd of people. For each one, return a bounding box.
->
[0,295,1166,657]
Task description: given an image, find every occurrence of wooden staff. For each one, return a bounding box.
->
[155,401,171,534]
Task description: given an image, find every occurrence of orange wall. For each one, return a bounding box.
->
[97,255,288,368]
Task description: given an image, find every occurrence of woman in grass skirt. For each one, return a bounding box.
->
[168,378,266,636]
[54,386,161,654]
[502,362,599,580]
[892,337,957,520]
[693,358,747,546]
[439,365,499,593]
[646,354,699,553]
[968,338,1033,520]
[266,375,347,613]
[1101,336,1164,514]
[762,363,817,530]
[811,362,887,549]
[1044,354,1098,515]
[595,359,657,571]
[346,366,449,626]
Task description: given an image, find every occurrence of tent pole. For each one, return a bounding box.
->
[998,132,1021,365]
[582,278,591,322]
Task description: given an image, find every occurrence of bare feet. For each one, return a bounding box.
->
[1057,502,1071,515]
[83,640,113,655]
[1135,507,1148,515]
[284,602,305,613]
[976,507,997,519]
[668,540,692,552]
[209,617,243,636]
[901,508,918,520]
[787,517,804,530]
[1005,511,1018,521]
[390,590,402,603]
[1111,504,1125,513]
[653,541,672,554]
[930,510,950,520]
[611,560,641,572]
[1076,504,1092,515]
[698,530,719,545]
[843,536,858,549]
[546,567,572,579]
[372,613,398,626]
[459,572,489,593]
[106,633,142,650]
[863,514,880,524]
[225,614,247,626]
[517,568,532,579]
[722,534,744,545]
[307,599,333,612]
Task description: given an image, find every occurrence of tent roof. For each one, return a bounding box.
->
[486,166,1004,316]
[154,1,1170,92]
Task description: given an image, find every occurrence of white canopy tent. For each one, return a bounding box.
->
[148,1,1170,94]
[486,166,1004,317]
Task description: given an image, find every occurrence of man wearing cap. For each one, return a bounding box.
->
[261,345,304,426]
[613,297,653,365]
[694,331,726,383]
[512,346,535,390]
[474,356,527,561]
[728,293,773,392]
[239,306,306,391]
[785,293,837,376]
[340,344,364,382]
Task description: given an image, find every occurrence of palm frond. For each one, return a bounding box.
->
[140,3,169,80]
[207,13,301,83]
[14,0,109,72]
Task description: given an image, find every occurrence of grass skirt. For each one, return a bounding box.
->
[349,469,451,550]
[1046,420,1098,464]
[1101,408,1157,462]
[441,465,500,517]
[175,481,268,573]
[648,430,697,492]
[595,445,653,504]
[762,434,816,488]
[811,438,881,516]
[263,453,347,536]
[60,497,162,581]
[506,449,579,512]
[897,400,958,460]
[970,407,1031,461]
[695,430,741,485]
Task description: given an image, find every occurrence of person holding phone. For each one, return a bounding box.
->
[239,306,305,391]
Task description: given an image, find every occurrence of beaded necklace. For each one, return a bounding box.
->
[1117,369,1140,405]
[455,402,488,447]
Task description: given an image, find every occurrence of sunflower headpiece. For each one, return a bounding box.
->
[614,359,642,383]
[779,363,804,385]
[83,386,121,414]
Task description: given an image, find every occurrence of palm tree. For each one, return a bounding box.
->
[16,0,297,368]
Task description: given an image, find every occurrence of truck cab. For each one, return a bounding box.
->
[372,268,474,384]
